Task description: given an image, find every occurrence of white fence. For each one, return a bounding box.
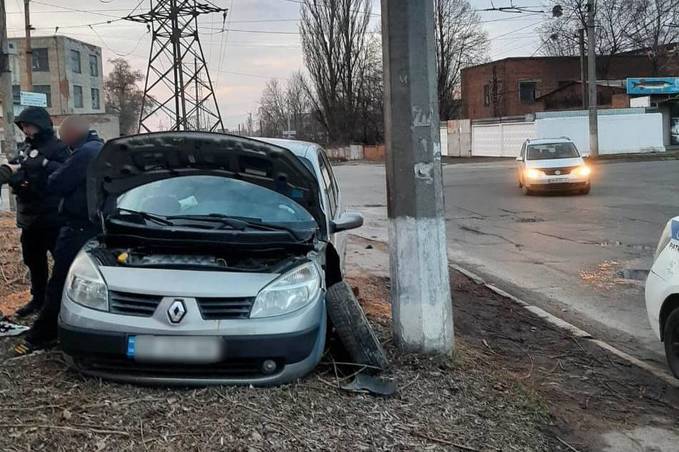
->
[468,109,666,157]
[471,121,536,157]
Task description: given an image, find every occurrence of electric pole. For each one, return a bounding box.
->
[579,28,587,109]
[586,0,599,157]
[125,1,226,133]
[23,0,31,90]
[381,0,454,354]
[1,0,17,159]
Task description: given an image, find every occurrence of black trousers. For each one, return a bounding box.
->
[27,225,98,343]
[20,226,60,304]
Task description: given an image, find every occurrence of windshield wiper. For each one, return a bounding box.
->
[115,208,174,226]
[166,214,292,233]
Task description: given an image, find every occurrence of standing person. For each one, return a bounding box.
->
[14,117,104,355]
[9,107,69,317]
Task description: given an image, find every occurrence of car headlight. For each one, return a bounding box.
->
[65,252,109,311]
[571,165,591,177]
[525,168,545,179]
[654,221,673,262]
[251,262,321,318]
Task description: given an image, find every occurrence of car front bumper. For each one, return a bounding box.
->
[59,293,326,386]
[524,174,590,191]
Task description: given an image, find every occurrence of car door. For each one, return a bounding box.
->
[317,149,347,269]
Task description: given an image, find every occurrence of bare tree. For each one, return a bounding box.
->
[434,0,489,120]
[539,0,635,59]
[104,58,146,135]
[625,0,679,73]
[300,0,372,144]
[258,79,288,138]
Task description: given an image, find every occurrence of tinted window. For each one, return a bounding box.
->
[527,143,579,160]
[117,175,317,230]
[32,48,49,72]
[70,50,81,73]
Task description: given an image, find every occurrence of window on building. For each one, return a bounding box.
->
[519,81,538,104]
[32,85,52,108]
[91,88,100,110]
[89,54,99,77]
[32,48,49,72]
[73,85,83,108]
[70,49,81,73]
[11,85,20,104]
[484,84,491,106]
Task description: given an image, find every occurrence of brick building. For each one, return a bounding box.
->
[461,55,679,120]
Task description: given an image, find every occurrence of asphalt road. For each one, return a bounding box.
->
[335,159,679,368]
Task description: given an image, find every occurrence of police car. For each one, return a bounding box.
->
[645,217,679,378]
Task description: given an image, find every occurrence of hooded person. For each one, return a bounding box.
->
[14,116,104,355]
[9,107,69,317]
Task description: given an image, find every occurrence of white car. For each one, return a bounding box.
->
[516,138,592,195]
[646,217,679,378]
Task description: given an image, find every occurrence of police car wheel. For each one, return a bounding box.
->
[663,308,679,379]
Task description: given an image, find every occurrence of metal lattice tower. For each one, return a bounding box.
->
[125,1,226,133]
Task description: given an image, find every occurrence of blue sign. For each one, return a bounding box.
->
[627,77,679,95]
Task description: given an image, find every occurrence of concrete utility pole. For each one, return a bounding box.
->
[586,0,599,157]
[23,0,31,90]
[578,28,588,109]
[381,0,454,354]
[0,0,17,159]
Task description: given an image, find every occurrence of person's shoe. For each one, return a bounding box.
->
[11,337,55,357]
[14,298,43,318]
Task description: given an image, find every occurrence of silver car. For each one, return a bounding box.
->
[58,132,363,385]
[516,138,592,195]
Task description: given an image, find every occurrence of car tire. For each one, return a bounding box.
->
[580,184,591,195]
[521,185,532,196]
[326,281,389,371]
[663,308,679,378]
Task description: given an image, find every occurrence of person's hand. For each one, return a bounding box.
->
[7,164,20,173]
[21,150,47,171]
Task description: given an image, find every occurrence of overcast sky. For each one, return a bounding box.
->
[5,0,551,129]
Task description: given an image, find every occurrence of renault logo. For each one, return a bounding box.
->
[168,300,187,324]
[555,170,561,175]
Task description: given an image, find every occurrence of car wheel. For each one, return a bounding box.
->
[326,281,389,371]
[663,308,679,378]
[580,184,591,195]
[521,185,532,196]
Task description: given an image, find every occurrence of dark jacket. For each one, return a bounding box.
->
[10,107,69,229]
[0,165,12,186]
[46,130,104,227]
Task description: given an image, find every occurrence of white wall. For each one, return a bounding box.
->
[440,126,448,156]
[471,122,536,157]
[535,112,665,155]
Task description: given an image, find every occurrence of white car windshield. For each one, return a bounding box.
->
[527,143,579,160]
[117,175,317,230]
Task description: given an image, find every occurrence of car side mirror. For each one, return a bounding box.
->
[330,212,364,233]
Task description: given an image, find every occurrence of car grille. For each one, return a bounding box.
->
[109,291,163,317]
[75,357,283,379]
[542,166,578,176]
[196,297,255,320]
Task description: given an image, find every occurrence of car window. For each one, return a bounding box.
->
[117,175,317,230]
[526,143,579,160]
[318,151,338,216]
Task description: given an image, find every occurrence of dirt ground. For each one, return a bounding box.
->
[0,216,678,450]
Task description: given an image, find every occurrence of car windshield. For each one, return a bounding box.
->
[526,143,579,160]
[116,175,317,231]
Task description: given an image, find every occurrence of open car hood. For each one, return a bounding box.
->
[87,132,324,230]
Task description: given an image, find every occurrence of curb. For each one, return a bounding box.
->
[449,263,679,389]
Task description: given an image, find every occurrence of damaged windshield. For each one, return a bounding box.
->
[116,175,317,231]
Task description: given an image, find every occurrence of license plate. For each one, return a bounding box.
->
[128,336,226,364]
[547,178,564,184]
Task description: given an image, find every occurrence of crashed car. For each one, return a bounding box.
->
[58,132,364,385]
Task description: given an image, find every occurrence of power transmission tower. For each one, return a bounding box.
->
[125,1,227,133]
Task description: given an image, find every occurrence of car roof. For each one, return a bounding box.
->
[526,137,574,145]
[252,137,320,159]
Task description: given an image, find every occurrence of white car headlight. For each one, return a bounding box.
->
[251,262,321,318]
[66,252,109,311]
[654,221,673,262]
